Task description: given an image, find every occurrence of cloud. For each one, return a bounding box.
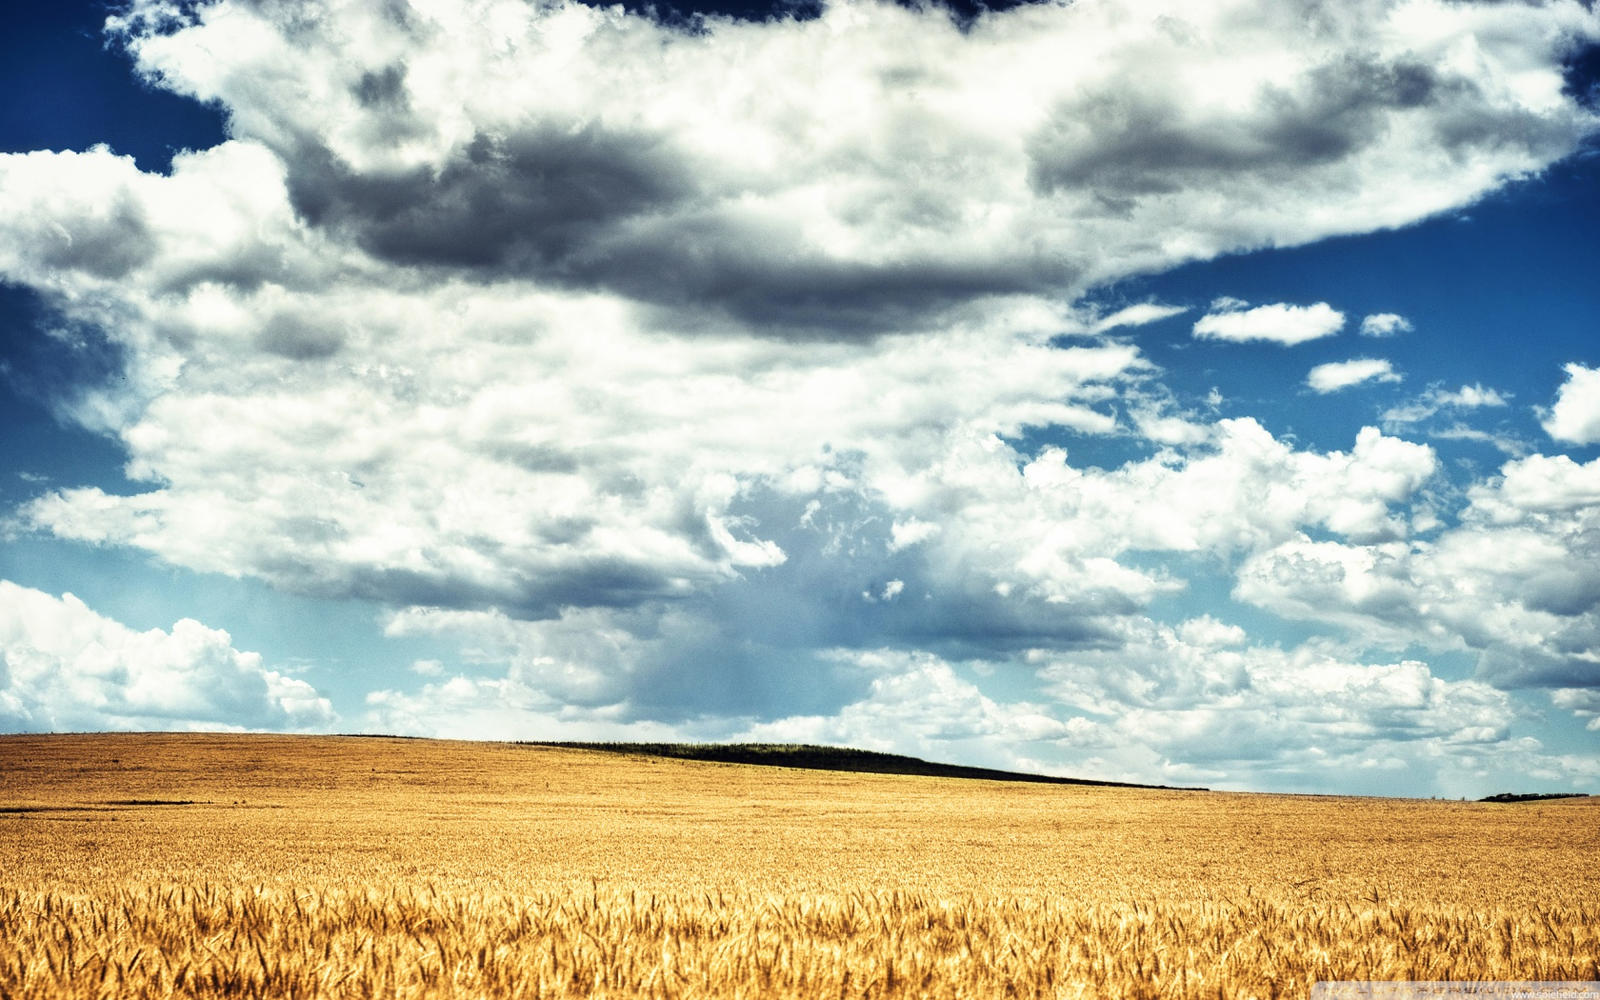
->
[1382,383,1513,436]
[1193,302,1345,345]
[0,581,334,732]
[1307,358,1402,393]
[1091,303,1188,333]
[737,650,1086,760]
[1039,621,1521,772]
[1359,313,1413,337]
[19,315,1145,620]
[750,623,1579,793]
[1425,424,1528,457]
[1551,688,1600,731]
[1542,363,1600,444]
[983,421,1436,555]
[1471,453,1600,517]
[1234,452,1600,688]
[90,0,1600,325]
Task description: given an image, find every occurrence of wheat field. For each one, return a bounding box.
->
[1,733,1596,999]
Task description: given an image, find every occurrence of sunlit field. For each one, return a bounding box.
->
[2,733,1596,998]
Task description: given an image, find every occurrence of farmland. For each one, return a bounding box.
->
[1,733,1596,998]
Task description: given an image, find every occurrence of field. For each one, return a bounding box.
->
[1,733,1596,999]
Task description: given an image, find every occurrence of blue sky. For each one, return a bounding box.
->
[2,0,1598,797]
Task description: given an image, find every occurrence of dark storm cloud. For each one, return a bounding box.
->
[275,552,703,621]
[282,126,1057,336]
[284,124,697,271]
[614,237,1055,336]
[1030,58,1454,196]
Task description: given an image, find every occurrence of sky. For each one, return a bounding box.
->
[1,0,1598,798]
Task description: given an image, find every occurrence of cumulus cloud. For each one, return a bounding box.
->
[992,421,1436,554]
[1234,452,1600,688]
[1036,620,1530,783]
[1542,363,1600,444]
[1470,452,1600,518]
[1307,358,1402,393]
[1193,302,1346,345]
[1551,688,1600,731]
[1359,313,1413,337]
[0,581,334,731]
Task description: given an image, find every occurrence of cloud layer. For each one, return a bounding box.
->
[2,0,1598,791]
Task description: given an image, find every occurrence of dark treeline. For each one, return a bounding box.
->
[1478,792,1590,803]
[520,742,1206,791]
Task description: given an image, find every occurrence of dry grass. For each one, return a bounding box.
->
[2,733,1596,998]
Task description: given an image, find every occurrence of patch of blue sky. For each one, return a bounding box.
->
[1101,153,1600,460]
[0,4,227,171]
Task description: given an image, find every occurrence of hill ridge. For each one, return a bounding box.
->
[521,741,1207,791]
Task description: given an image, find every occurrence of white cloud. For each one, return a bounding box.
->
[357,418,1441,722]
[1382,383,1512,433]
[1359,313,1414,337]
[1542,363,1600,444]
[1468,452,1600,518]
[1091,302,1188,333]
[1193,302,1346,345]
[1425,424,1527,457]
[738,650,1084,762]
[1445,385,1512,409]
[1234,452,1600,687]
[1551,688,1600,731]
[363,675,687,743]
[888,519,940,552]
[0,581,334,732]
[19,310,1143,618]
[1307,358,1402,393]
[410,659,445,677]
[1032,620,1560,792]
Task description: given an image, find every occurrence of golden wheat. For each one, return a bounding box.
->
[1,734,1596,999]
